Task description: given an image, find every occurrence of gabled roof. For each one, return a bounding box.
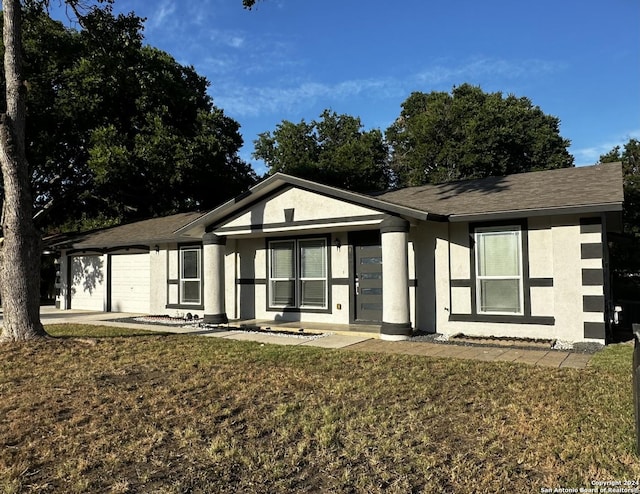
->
[48,211,204,250]
[173,172,439,236]
[50,163,624,250]
[377,162,624,221]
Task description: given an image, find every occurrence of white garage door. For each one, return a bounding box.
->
[70,255,105,310]
[110,253,150,313]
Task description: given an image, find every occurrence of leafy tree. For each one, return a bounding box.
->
[600,139,640,300]
[600,138,640,234]
[254,110,390,192]
[7,6,256,231]
[0,0,255,342]
[386,84,574,186]
[0,0,47,341]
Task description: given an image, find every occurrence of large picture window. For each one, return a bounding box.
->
[474,226,523,314]
[180,247,201,305]
[268,238,328,309]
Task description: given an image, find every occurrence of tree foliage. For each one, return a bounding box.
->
[3,5,256,231]
[254,109,390,192]
[600,138,640,235]
[600,139,640,299]
[386,84,574,187]
[0,0,256,341]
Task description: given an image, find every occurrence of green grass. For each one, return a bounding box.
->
[0,324,638,493]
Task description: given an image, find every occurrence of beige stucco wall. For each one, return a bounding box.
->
[60,209,605,344]
[430,214,604,342]
[149,245,167,314]
[165,243,180,311]
[219,187,383,235]
[212,186,390,325]
[412,221,444,333]
[233,234,352,324]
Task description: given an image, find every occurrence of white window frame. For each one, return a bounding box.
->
[474,226,524,315]
[268,238,328,310]
[179,247,201,305]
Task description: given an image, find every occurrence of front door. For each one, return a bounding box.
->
[352,231,382,322]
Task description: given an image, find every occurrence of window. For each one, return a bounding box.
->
[180,247,201,305]
[268,238,328,309]
[474,226,523,314]
[270,241,295,306]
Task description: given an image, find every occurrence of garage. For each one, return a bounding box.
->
[70,255,105,310]
[110,253,150,313]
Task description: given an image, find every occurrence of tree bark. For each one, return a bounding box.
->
[0,0,47,341]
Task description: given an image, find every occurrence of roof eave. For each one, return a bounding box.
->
[174,173,434,235]
[56,235,200,252]
[448,202,623,223]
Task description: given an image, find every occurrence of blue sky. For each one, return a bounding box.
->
[67,0,640,175]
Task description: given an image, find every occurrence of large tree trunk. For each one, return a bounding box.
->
[0,0,47,341]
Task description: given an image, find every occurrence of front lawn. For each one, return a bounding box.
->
[1,325,638,493]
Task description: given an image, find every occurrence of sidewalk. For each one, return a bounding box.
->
[35,307,594,369]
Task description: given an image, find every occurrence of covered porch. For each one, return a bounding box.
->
[174,174,430,341]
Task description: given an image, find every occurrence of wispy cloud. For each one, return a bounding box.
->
[572,129,640,166]
[215,77,403,118]
[207,29,246,49]
[415,57,563,87]
[147,0,178,30]
[213,56,561,118]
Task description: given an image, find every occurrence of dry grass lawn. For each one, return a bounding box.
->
[0,324,638,493]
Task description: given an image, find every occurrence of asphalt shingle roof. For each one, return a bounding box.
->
[377,163,623,218]
[50,163,623,249]
[50,211,204,250]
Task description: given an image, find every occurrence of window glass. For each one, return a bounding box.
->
[479,279,520,313]
[180,248,201,305]
[475,227,522,314]
[272,280,295,306]
[477,231,520,276]
[301,280,326,307]
[182,280,201,304]
[300,239,326,278]
[182,250,200,279]
[268,238,327,309]
[271,241,295,279]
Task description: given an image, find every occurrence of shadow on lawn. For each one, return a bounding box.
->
[45,329,173,340]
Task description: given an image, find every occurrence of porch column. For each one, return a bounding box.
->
[380,216,412,340]
[203,232,228,324]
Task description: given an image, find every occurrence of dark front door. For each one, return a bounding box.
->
[352,232,382,323]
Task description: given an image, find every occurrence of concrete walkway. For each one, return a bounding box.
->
[34,307,594,369]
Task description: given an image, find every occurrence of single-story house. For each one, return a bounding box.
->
[51,162,624,343]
